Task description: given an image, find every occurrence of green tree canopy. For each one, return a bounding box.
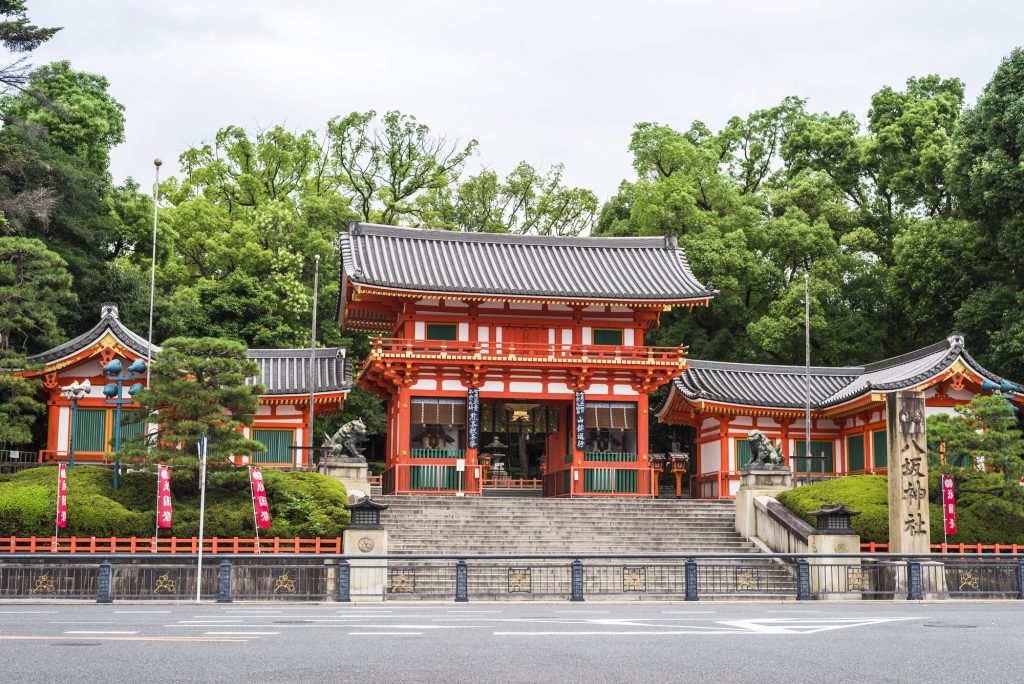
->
[928,394,1024,490]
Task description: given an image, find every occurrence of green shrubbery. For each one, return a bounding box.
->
[0,466,349,538]
[776,471,1024,544]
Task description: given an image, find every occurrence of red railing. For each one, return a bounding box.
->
[690,471,741,499]
[485,478,542,489]
[0,536,343,554]
[369,338,687,366]
[861,542,1024,554]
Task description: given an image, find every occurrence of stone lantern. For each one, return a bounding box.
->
[808,503,861,534]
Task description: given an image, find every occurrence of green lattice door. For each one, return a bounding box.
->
[252,429,294,465]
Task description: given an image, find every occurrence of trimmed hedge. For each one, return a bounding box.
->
[0,466,350,538]
[776,471,1024,545]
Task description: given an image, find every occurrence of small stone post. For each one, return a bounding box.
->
[217,560,232,603]
[97,560,112,604]
[570,560,584,602]
[685,559,698,601]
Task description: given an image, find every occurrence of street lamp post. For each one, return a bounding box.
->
[60,380,91,469]
[102,358,147,490]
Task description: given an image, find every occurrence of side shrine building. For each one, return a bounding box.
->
[20,304,352,468]
[339,223,716,496]
[657,333,1024,498]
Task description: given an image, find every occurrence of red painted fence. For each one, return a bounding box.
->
[0,536,343,554]
[861,542,1023,554]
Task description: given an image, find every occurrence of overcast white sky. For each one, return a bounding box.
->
[28,1,1024,201]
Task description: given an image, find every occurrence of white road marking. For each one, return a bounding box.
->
[63,630,139,635]
[114,611,171,614]
[766,610,822,614]
[348,632,423,636]
[0,611,58,614]
[715,617,919,635]
[204,631,279,636]
[555,610,609,614]
[52,621,116,625]
[662,611,715,614]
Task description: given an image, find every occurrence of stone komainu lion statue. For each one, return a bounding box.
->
[746,429,784,469]
[324,419,368,460]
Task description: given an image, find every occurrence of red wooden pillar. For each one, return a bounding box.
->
[863,422,872,474]
[637,393,650,495]
[718,418,730,499]
[396,385,411,492]
[779,418,791,468]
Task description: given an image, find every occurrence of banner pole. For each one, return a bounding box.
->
[154,466,159,553]
[249,466,261,554]
[196,434,208,603]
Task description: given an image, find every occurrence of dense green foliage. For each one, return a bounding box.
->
[777,472,1024,544]
[122,337,264,465]
[0,465,350,538]
[928,395,1024,487]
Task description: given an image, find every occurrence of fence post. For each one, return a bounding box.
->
[1016,559,1024,601]
[685,559,698,601]
[97,560,112,604]
[337,559,351,602]
[907,559,923,600]
[796,558,812,600]
[217,560,232,603]
[455,559,468,603]
[570,559,584,602]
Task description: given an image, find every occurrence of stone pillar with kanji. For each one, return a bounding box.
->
[886,391,931,554]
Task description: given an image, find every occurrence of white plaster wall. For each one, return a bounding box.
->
[458,323,469,341]
[582,327,592,345]
[495,326,503,342]
[612,384,638,396]
[561,329,572,345]
[441,379,465,391]
[509,303,543,310]
[624,329,635,346]
[732,416,753,427]
[410,378,437,390]
[548,328,556,344]
[547,382,572,394]
[414,321,425,339]
[588,384,609,395]
[700,441,720,474]
[702,417,720,430]
[294,428,303,465]
[277,406,301,415]
[509,381,543,393]
[756,417,780,428]
[57,406,70,452]
[482,381,504,392]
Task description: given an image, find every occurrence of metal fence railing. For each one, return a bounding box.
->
[0,553,1022,602]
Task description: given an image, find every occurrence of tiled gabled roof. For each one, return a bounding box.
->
[667,333,1008,412]
[26,303,158,366]
[246,348,352,395]
[340,222,717,302]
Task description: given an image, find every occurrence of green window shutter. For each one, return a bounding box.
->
[252,429,293,464]
[74,409,107,452]
[592,329,623,346]
[735,439,752,470]
[795,440,834,473]
[426,324,458,341]
[847,435,865,472]
[119,419,145,449]
[873,430,888,468]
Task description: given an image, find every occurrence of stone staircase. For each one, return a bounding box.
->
[377,496,796,599]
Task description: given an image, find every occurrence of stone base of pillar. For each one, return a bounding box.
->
[323,458,371,498]
[342,528,388,602]
[735,468,793,539]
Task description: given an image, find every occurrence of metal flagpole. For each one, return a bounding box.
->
[248,466,261,554]
[146,159,161,387]
[195,434,208,603]
[307,255,320,472]
[804,272,811,485]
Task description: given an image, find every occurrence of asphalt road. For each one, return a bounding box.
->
[0,601,1019,683]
